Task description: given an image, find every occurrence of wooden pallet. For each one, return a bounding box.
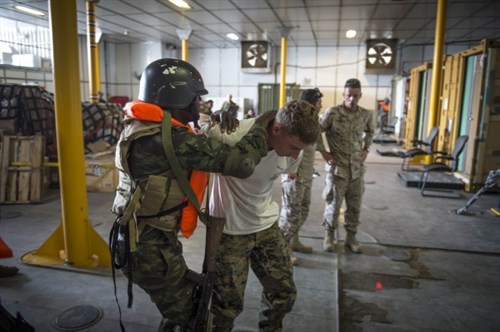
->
[0,135,46,204]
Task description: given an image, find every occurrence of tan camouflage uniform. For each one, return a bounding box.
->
[317,104,374,234]
[213,222,295,332]
[279,143,316,239]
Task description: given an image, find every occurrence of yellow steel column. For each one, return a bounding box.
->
[279,36,288,108]
[177,29,192,62]
[278,27,293,108]
[21,0,110,271]
[87,0,101,103]
[428,0,447,134]
[182,39,188,61]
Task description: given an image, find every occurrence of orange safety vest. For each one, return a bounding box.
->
[124,100,208,238]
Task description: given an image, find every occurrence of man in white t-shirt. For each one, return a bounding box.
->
[203,100,320,332]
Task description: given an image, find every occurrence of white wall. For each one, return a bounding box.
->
[188,44,394,114]
[1,38,481,110]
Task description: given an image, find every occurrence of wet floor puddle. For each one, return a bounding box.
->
[340,295,390,331]
[342,271,418,291]
[339,248,444,330]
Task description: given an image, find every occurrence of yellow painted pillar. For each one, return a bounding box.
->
[21,0,110,270]
[177,29,192,62]
[428,0,447,135]
[182,39,188,61]
[87,0,101,103]
[422,0,447,165]
[278,27,294,108]
[279,36,288,108]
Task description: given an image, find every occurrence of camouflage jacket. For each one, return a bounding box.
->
[112,117,269,217]
[317,104,374,180]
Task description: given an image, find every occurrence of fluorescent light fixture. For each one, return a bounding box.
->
[226,33,239,41]
[168,0,191,9]
[15,5,45,17]
[346,29,357,39]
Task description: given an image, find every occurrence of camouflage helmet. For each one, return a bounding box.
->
[138,58,208,109]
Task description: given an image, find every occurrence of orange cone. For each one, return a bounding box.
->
[0,236,13,258]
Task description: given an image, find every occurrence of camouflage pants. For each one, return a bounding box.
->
[322,169,365,234]
[125,225,195,330]
[279,178,313,240]
[211,222,296,332]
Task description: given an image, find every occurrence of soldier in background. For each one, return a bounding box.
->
[377,97,390,132]
[111,58,276,331]
[244,107,256,119]
[196,99,214,134]
[221,93,239,118]
[318,78,374,254]
[279,88,323,265]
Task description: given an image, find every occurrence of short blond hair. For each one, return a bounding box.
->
[276,100,320,144]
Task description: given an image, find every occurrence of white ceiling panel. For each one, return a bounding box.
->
[194,0,237,11]
[340,5,377,20]
[228,0,271,10]
[302,6,341,21]
[241,9,280,23]
[373,3,417,19]
[183,10,225,24]
[116,0,171,14]
[125,14,177,27]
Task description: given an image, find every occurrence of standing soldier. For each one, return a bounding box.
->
[279,88,323,264]
[110,58,275,331]
[318,78,374,253]
[221,93,239,118]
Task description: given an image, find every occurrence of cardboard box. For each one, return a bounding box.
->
[85,151,118,193]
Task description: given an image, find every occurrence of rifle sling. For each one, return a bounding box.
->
[161,112,202,214]
[118,185,143,226]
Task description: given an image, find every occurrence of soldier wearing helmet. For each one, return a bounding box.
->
[110,58,276,331]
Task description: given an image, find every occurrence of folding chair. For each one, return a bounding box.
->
[401,126,439,171]
[419,135,469,197]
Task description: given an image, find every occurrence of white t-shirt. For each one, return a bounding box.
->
[206,118,302,235]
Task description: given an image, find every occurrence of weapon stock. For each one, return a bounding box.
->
[188,215,225,332]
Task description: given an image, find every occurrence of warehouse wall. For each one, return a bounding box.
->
[1,38,480,114]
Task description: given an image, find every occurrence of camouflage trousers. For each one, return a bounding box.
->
[124,225,195,331]
[322,169,365,234]
[211,222,296,332]
[279,178,313,240]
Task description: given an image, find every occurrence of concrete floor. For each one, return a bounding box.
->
[1,144,500,331]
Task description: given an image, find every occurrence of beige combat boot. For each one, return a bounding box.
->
[322,230,336,252]
[345,232,362,253]
[291,233,313,254]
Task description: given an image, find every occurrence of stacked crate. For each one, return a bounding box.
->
[0,135,46,203]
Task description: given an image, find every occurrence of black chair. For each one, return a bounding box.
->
[419,135,469,197]
[401,126,439,171]
[382,117,398,135]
